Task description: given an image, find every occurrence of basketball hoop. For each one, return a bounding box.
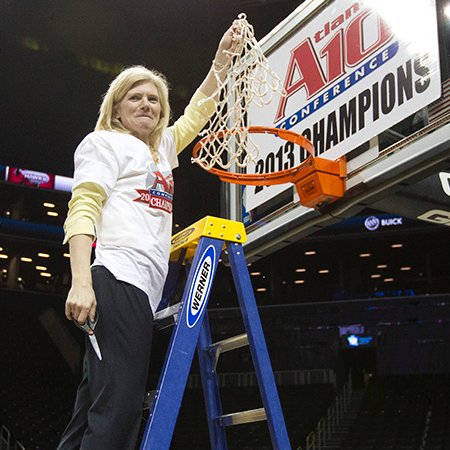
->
[193,126,346,209]
[192,15,346,209]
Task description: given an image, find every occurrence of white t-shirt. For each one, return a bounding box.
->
[72,129,178,314]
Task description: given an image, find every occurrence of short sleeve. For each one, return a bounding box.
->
[73,132,121,197]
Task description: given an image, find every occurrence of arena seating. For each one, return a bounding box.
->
[168,384,336,449]
[340,374,450,450]
[0,300,77,450]
[2,291,450,449]
[1,295,337,449]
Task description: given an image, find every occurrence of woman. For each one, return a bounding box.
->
[58,21,241,450]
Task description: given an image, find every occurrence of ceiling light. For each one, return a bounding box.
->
[391,243,403,248]
[294,280,305,284]
[47,211,59,217]
[256,287,267,292]
[304,251,316,255]
[20,257,33,262]
[0,247,3,251]
[319,269,329,274]
[64,253,70,258]
[360,253,371,258]
[377,264,388,269]
[36,266,47,271]
[400,266,412,271]
[38,253,50,258]
[295,268,306,272]
[371,274,381,278]
[250,271,261,276]
[43,202,55,208]
[0,254,8,259]
[384,278,394,282]
[40,272,52,278]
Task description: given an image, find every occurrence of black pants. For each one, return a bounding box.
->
[58,266,154,450]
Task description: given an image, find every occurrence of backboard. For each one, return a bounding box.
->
[222,0,450,262]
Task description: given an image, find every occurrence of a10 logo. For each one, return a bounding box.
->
[275,4,393,123]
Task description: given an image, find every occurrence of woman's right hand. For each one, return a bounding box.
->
[65,282,97,325]
[65,234,97,325]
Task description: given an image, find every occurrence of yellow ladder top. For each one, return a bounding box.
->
[170,216,247,262]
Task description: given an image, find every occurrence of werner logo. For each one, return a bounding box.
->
[186,245,216,328]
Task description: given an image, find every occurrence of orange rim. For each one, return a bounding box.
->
[192,126,316,186]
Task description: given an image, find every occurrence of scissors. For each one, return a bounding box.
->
[73,313,103,361]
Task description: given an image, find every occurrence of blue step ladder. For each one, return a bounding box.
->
[140,216,292,450]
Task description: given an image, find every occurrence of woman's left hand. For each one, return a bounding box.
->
[214,19,244,68]
[199,18,246,96]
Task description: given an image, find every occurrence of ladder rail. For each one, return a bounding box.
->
[227,241,293,450]
[197,312,228,450]
[140,237,223,450]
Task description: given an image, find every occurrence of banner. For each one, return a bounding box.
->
[246,0,441,211]
[7,167,55,189]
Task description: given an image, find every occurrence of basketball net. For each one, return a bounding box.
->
[192,14,285,171]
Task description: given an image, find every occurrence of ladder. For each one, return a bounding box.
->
[140,216,292,450]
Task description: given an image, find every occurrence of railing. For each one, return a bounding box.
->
[187,368,336,389]
[0,426,10,450]
[304,373,353,450]
[419,408,432,450]
[0,425,25,450]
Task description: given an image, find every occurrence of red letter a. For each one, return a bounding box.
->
[275,38,326,123]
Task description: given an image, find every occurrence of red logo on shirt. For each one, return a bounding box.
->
[133,171,174,214]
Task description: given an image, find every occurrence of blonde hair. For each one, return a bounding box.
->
[95,65,171,157]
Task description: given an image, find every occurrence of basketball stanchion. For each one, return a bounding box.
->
[141,14,348,449]
[140,216,292,450]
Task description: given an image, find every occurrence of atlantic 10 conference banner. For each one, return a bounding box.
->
[245,0,441,211]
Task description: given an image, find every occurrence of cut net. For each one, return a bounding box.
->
[193,14,285,170]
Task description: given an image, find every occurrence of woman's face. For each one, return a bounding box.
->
[115,81,162,144]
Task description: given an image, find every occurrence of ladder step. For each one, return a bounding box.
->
[218,408,267,427]
[153,302,181,329]
[208,333,249,354]
[206,333,249,370]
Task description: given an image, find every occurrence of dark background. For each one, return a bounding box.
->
[0,0,301,227]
